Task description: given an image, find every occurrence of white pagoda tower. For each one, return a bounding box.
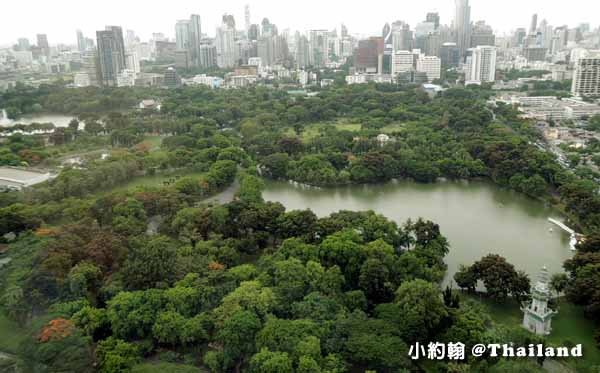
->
[521,266,557,335]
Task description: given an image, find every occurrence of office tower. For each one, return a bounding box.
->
[465,45,497,85]
[392,24,413,52]
[199,39,217,68]
[76,30,86,52]
[530,14,538,35]
[189,15,202,66]
[105,26,125,60]
[571,51,600,97]
[470,21,495,47]
[454,0,471,59]
[392,50,416,76]
[309,30,329,67]
[382,23,392,44]
[261,18,277,37]
[417,55,441,82]
[216,21,236,68]
[176,20,190,50]
[295,33,310,68]
[96,26,126,86]
[426,13,440,30]
[245,5,251,34]
[513,28,527,47]
[17,38,30,51]
[258,36,275,66]
[248,24,259,41]
[341,24,348,38]
[440,43,460,67]
[36,34,49,56]
[355,37,384,73]
[126,51,140,73]
[222,14,236,29]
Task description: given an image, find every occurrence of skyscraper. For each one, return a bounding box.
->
[309,30,329,67]
[465,45,497,85]
[36,34,49,57]
[76,30,86,52]
[571,51,600,97]
[96,26,126,86]
[454,0,471,59]
[426,12,440,29]
[176,20,191,50]
[530,14,538,35]
[245,4,251,35]
[189,15,202,67]
[216,20,236,68]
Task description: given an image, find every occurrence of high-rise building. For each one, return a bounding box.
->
[454,0,471,59]
[392,24,413,51]
[341,24,348,38]
[465,45,497,85]
[245,4,251,35]
[571,51,600,97]
[36,34,49,57]
[176,20,190,50]
[355,37,384,73]
[189,15,202,67]
[392,50,416,76]
[199,39,217,68]
[426,13,440,30]
[295,33,310,68]
[222,14,236,29]
[248,24,259,41]
[164,67,181,88]
[440,42,460,67]
[17,38,30,51]
[309,30,329,67]
[417,55,441,82]
[470,21,495,47]
[216,22,236,68]
[96,26,126,86]
[76,30,86,52]
[530,14,538,35]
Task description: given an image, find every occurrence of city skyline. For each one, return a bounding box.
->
[1,0,599,46]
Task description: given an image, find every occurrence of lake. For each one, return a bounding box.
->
[262,179,574,285]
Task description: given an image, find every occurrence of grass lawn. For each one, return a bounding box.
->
[467,294,600,370]
[109,170,206,194]
[141,135,165,150]
[0,311,26,354]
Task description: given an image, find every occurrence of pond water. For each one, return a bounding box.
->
[262,179,574,285]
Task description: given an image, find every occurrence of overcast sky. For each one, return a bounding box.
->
[1,0,598,46]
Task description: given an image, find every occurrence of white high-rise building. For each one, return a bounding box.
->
[392,50,416,76]
[417,56,441,82]
[126,51,140,74]
[465,45,496,85]
[571,51,600,97]
[216,25,236,68]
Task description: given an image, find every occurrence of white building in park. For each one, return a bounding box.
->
[465,45,497,85]
[0,167,53,191]
[521,266,557,335]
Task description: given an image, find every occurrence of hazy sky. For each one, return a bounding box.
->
[1,0,598,46]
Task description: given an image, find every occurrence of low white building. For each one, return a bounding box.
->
[0,167,53,191]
